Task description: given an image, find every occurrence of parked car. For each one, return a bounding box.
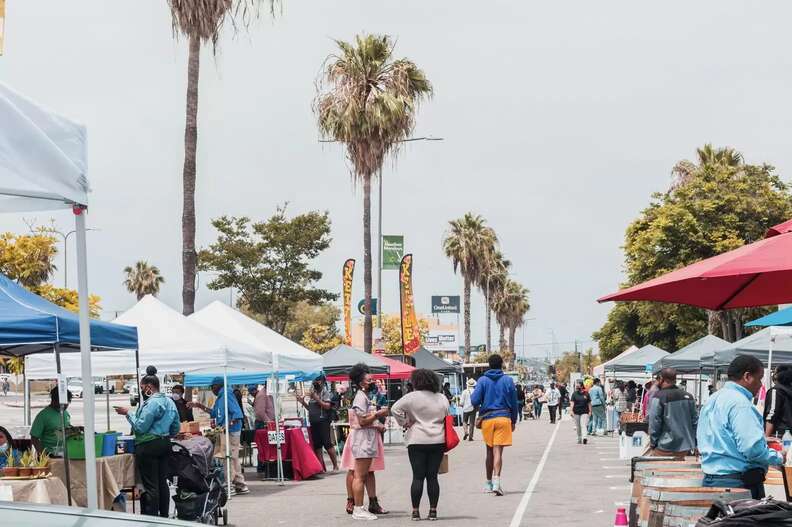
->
[0,501,201,526]
[66,380,84,399]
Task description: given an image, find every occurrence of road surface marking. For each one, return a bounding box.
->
[604,474,626,479]
[602,466,628,469]
[509,421,561,527]
[600,458,622,461]
[609,486,631,490]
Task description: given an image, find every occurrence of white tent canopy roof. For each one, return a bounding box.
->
[0,83,89,211]
[25,296,270,379]
[593,345,639,377]
[189,301,322,376]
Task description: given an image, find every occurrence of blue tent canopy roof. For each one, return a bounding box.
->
[745,306,792,327]
[0,273,138,355]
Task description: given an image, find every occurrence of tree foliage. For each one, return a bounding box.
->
[595,146,792,360]
[199,205,337,334]
[300,324,343,354]
[375,314,430,355]
[553,349,601,383]
[123,261,165,300]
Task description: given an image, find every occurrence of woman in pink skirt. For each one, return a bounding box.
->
[342,363,389,520]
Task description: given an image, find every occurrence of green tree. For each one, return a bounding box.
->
[123,261,165,300]
[315,34,433,353]
[595,146,792,359]
[300,324,342,354]
[443,213,497,361]
[199,206,337,334]
[167,0,276,315]
[283,301,341,342]
[376,314,430,355]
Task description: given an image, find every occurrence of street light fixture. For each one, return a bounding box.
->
[50,227,100,288]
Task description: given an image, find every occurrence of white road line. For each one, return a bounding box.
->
[609,486,631,490]
[509,421,561,527]
[604,474,626,479]
[602,466,628,469]
[600,458,622,461]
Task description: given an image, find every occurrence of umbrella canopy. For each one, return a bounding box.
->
[372,353,415,380]
[598,219,792,310]
[652,334,729,374]
[0,273,137,356]
[593,345,639,377]
[412,347,462,374]
[189,301,322,379]
[702,326,792,368]
[603,344,669,374]
[322,344,389,377]
[745,306,792,327]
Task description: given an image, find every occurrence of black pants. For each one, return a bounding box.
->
[407,444,445,509]
[136,437,171,517]
[463,410,477,439]
[548,405,558,423]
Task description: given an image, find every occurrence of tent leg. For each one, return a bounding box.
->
[105,378,110,432]
[272,372,284,486]
[767,335,775,391]
[23,372,30,426]
[74,209,99,509]
[54,346,73,507]
[223,369,232,500]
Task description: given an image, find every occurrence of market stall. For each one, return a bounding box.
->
[254,426,323,481]
[603,344,669,376]
[49,453,135,510]
[322,344,389,377]
[652,335,727,374]
[0,477,68,505]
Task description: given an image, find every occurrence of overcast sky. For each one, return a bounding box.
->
[2,1,792,359]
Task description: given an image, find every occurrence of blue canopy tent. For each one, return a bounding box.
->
[0,273,138,505]
[746,306,792,327]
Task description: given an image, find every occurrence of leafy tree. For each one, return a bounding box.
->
[316,34,433,353]
[443,213,497,361]
[595,146,792,360]
[553,348,600,382]
[123,261,165,300]
[284,301,341,342]
[376,314,430,355]
[300,324,342,354]
[199,206,337,334]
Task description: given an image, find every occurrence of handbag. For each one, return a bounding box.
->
[444,414,460,452]
[475,410,494,429]
[438,453,449,474]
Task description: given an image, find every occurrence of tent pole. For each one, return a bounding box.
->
[23,371,30,426]
[74,208,99,509]
[105,378,110,431]
[697,367,702,408]
[223,367,232,500]
[273,370,284,485]
[767,333,775,391]
[54,346,73,506]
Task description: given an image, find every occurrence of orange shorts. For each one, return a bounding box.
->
[481,416,513,447]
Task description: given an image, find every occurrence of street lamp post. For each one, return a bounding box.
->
[51,228,99,288]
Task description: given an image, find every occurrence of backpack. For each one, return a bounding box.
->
[695,498,792,526]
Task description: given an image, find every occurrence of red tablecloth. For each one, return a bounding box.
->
[254,428,323,481]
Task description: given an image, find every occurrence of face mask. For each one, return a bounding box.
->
[172,393,182,401]
[0,443,8,453]
[142,388,153,400]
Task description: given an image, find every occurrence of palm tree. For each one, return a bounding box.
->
[167,0,273,315]
[671,144,743,189]
[123,261,165,300]
[506,282,530,367]
[491,279,529,369]
[479,250,509,352]
[316,34,432,353]
[443,213,497,361]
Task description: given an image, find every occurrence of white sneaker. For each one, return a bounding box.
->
[493,482,504,496]
[352,507,378,521]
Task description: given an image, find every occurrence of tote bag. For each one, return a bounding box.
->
[444,415,460,452]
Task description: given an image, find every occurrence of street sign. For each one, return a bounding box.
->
[382,235,404,270]
[267,430,285,445]
[357,298,378,315]
[431,295,460,314]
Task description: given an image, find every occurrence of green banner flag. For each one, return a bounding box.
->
[382,235,404,270]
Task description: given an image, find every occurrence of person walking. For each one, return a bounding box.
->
[610,381,627,433]
[532,385,545,419]
[471,354,518,496]
[1,378,8,396]
[546,383,561,424]
[647,368,697,459]
[515,385,526,423]
[298,374,339,472]
[391,369,449,521]
[189,377,249,495]
[459,378,477,441]
[114,366,180,517]
[641,376,660,420]
[764,365,792,438]
[571,381,591,444]
[588,378,607,435]
[558,383,569,418]
[698,356,785,499]
[341,363,390,520]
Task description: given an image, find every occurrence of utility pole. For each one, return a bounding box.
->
[575,339,581,373]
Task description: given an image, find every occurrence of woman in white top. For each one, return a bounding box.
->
[459,378,477,441]
[391,369,450,521]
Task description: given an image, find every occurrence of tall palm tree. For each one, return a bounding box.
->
[316,34,432,353]
[506,282,530,367]
[167,0,273,315]
[443,213,497,361]
[479,250,509,352]
[671,144,743,189]
[123,261,165,300]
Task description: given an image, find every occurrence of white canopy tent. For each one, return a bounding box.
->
[593,345,639,377]
[0,83,100,507]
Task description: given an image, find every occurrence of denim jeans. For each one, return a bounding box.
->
[703,473,764,500]
[589,405,606,434]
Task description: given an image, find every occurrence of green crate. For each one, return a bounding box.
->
[66,434,104,460]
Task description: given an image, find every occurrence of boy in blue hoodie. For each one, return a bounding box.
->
[471,354,518,496]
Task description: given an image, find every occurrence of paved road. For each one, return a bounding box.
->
[229,415,629,526]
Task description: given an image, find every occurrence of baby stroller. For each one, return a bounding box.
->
[169,436,229,525]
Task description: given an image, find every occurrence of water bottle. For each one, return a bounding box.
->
[782,430,792,451]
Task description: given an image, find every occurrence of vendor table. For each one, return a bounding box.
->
[254,428,322,481]
[0,476,68,505]
[50,453,136,509]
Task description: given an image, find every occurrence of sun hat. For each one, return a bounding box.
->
[466,378,477,388]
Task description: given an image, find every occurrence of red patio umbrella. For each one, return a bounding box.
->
[598,219,792,310]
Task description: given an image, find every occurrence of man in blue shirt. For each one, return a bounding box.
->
[190,378,249,494]
[697,355,785,499]
[588,378,607,435]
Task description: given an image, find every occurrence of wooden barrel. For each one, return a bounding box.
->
[766,467,784,486]
[638,477,706,527]
[630,465,701,527]
[660,504,712,527]
[643,487,751,527]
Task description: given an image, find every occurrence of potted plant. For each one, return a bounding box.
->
[1,447,18,477]
[17,450,33,477]
[31,451,50,476]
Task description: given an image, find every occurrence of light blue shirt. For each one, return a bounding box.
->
[589,385,606,407]
[212,388,244,434]
[697,381,782,475]
[126,392,180,438]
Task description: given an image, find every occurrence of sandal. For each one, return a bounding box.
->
[369,497,389,514]
[345,497,354,515]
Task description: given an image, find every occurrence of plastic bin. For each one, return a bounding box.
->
[66,434,104,460]
[102,432,119,457]
[119,436,135,454]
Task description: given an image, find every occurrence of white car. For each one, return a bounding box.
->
[66,381,84,398]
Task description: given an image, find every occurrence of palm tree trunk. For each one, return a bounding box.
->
[464,276,471,362]
[485,281,491,352]
[181,35,200,315]
[508,325,516,360]
[362,174,373,353]
[498,324,506,353]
